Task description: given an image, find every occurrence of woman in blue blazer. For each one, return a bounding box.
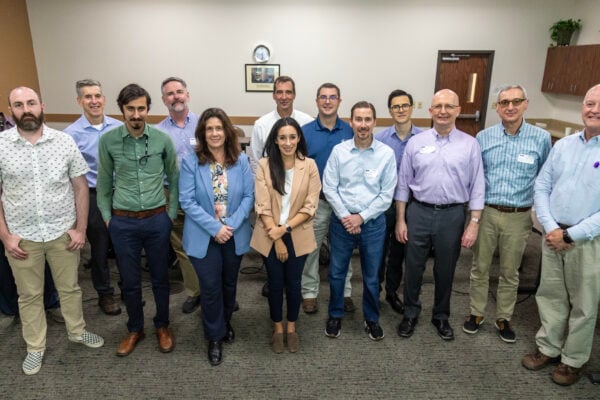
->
[179,108,254,366]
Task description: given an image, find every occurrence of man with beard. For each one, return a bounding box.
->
[97,84,178,356]
[65,79,123,316]
[0,87,104,375]
[156,77,201,314]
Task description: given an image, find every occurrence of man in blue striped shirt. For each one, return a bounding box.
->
[463,85,551,343]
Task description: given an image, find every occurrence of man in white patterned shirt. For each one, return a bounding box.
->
[0,87,104,376]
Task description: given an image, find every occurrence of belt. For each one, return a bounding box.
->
[558,223,572,230]
[112,205,166,219]
[413,199,466,210]
[89,187,96,194]
[486,204,531,213]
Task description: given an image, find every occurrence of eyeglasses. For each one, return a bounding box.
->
[498,98,527,107]
[390,103,412,112]
[318,95,339,102]
[123,135,151,166]
[431,104,459,111]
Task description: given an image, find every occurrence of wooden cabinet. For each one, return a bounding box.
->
[541,44,600,96]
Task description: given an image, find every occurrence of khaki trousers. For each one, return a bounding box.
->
[172,210,200,297]
[469,206,532,320]
[7,234,85,352]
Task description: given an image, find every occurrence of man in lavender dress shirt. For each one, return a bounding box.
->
[395,89,484,340]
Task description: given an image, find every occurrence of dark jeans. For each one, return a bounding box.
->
[265,234,307,323]
[403,202,465,320]
[328,214,386,322]
[0,242,59,315]
[189,238,241,341]
[378,204,406,295]
[87,190,114,296]
[109,212,172,332]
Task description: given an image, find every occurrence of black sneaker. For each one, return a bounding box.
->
[495,319,516,343]
[463,315,485,334]
[364,320,384,341]
[325,318,341,338]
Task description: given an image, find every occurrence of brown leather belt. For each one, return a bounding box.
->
[112,205,166,219]
[486,204,531,213]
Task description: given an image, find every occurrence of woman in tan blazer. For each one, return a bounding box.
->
[251,117,321,354]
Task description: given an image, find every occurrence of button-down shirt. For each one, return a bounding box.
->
[375,124,423,175]
[64,114,123,188]
[249,109,313,172]
[302,116,353,180]
[323,137,397,223]
[155,111,199,166]
[534,130,600,241]
[0,125,89,241]
[97,124,179,221]
[477,120,551,207]
[396,127,485,210]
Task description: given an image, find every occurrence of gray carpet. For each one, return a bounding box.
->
[0,231,598,399]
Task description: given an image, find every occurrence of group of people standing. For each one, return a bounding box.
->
[0,76,598,387]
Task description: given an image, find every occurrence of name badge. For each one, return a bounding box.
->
[419,146,436,154]
[517,154,534,164]
[190,138,197,146]
[364,169,378,178]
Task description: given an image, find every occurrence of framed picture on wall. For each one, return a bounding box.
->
[245,64,280,92]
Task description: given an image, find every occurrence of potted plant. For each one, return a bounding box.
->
[550,18,582,46]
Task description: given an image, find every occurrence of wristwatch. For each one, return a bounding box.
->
[285,224,292,233]
[562,229,574,244]
[470,217,480,224]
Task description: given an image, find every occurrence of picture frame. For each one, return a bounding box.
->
[245,64,280,92]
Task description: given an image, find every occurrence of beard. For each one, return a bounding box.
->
[14,111,44,132]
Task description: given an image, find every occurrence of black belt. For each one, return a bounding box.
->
[486,204,531,213]
[413,199,466,210]
[89,187,96,193]
[558,223,572,230]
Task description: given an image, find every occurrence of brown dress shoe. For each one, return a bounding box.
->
[552,363,581,386]
[302,298,318,314]
[344,297,356,313]
[116,331,145,357]
[522,350,560,370]
[156,327,175,353]
[99,294,122,316]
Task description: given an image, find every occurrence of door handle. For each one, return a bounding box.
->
[458,110,480,122]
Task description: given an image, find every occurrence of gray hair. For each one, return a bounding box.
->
[161,77,187,93]
[76,79,102,97]
[496,84,528,101]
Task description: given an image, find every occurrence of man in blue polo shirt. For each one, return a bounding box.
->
[375,89,422,314]
[300,83,355,314]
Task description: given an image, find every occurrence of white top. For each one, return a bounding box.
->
[279,168,295,225]
[249,109,313,173]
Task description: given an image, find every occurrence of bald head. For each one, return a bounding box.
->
[432,89,459,105]
[582,84,600,138]
[429,89,461,135]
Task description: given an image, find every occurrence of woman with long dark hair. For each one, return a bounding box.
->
[250,117,321,353]
[179,108,254,365]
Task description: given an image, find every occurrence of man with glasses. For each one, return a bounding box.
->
[97,84,178,356]
[65,79,123,316]
[375,89,422,314]
[463,85,550,343]
[156,77,201,315]
[522,84,600,386]
[300,83,355,314]
[396,89,484,340]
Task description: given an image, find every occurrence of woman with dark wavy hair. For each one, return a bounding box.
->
[250,117,321,354]
[179,108,254,366]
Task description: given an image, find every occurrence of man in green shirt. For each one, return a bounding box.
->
[97,84,179,357]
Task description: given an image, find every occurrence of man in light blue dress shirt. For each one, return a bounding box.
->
[323,101,396,341]
[156,77,201,314]
[65,79,123,316]
[463,85,551,343]
[375,89,422,315]
[522,84,600,386]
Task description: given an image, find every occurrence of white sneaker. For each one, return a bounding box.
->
[69,330,104,348]
[22,351,44,375]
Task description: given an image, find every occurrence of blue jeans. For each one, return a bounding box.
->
[109,212,172,332]
[265,234,307,323]
[328,214,385,322]
[189,238,241,341]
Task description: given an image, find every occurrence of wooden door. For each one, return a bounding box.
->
[435,51,494,136]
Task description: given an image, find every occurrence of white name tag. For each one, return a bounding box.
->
[190,138,197,146]
[517,154,534,164]
[419,146,436,154]
[364,169,378,178]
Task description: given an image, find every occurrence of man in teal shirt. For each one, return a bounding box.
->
[97,84,179,357]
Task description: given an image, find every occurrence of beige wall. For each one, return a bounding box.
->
[24,0,599,127]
